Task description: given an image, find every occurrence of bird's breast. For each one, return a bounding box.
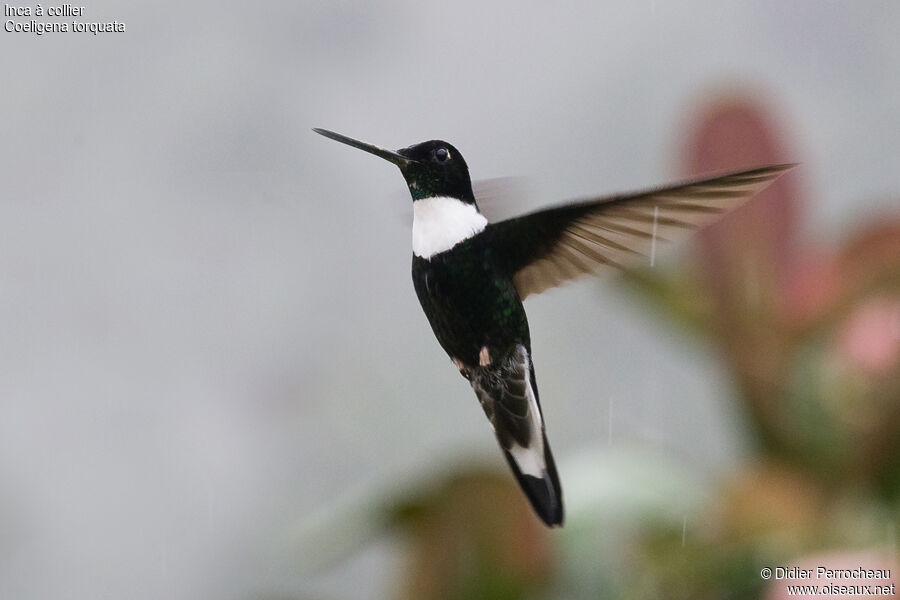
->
[412,243,529,365]
[411,196,488,260]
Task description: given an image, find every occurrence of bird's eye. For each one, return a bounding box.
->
[434,147,450,163]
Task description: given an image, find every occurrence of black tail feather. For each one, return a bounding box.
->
[500,432,564,527]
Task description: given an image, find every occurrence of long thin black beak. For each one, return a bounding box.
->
[313,128,415,167]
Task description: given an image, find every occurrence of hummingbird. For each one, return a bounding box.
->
[313,127,793,527]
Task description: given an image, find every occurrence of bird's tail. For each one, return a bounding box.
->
[499,430,564,527]
[471,345,564,527]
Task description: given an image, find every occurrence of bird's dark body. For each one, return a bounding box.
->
[411,235,529,367]
[412,234,565,526]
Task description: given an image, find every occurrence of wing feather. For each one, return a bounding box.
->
[486,164,795,299]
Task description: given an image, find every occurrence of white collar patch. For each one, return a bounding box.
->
[412,196,487,259]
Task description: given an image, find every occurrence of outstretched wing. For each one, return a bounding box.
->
[486,164,795,299]
[471,345,563,527]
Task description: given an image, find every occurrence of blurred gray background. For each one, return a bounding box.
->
[2,1,898,598]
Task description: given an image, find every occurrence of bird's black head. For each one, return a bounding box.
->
[394,139,474,202]
[313,129,475,204]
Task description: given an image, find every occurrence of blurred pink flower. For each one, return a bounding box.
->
[680,93,802,296]
[837,297,900,375]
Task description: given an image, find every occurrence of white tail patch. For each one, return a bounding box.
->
[412,196,487,259]
[509,349,546,478]
[509,442,545,478]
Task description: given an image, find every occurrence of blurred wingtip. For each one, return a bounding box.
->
[772,162,799,172]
